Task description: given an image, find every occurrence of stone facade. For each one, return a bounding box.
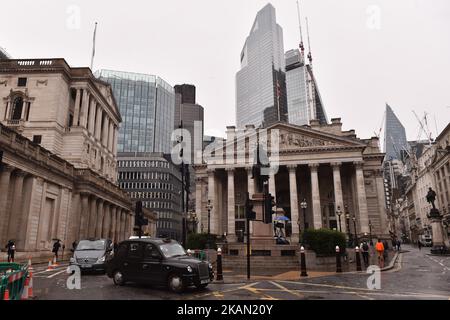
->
[194,119,389,244]
[0,59,135,259]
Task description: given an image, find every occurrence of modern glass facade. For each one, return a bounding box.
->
[285,49,328,126]
[117,153,182,240]
[236,3,287,128]
[96,70,175,154]
[384,104,408,161]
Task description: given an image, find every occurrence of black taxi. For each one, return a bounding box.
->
[106,238,214,293]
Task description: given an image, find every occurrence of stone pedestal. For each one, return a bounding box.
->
[251,193,275,245]
[428,209,448,254]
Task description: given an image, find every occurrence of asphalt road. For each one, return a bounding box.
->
[32,245,450,300]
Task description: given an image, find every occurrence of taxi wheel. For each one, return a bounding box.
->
[168,273,185,293]
[113,270,126,286]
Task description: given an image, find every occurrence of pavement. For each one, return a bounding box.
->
[27,244,450,300]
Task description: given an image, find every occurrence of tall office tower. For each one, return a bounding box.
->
[384,104,408,161]
[174,84,204,213]
[0,47,11,60]
[236,3,288,128]
[174,84,204,162]
[96,70,175,154]
[285,49,328,126]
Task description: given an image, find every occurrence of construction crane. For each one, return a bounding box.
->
[412,110,433,146]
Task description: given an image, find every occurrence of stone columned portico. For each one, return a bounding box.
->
[194,120,389,254]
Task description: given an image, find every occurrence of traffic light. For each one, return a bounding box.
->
[245,192,256,221]
[134,201,148,227]
[264,193,275,224]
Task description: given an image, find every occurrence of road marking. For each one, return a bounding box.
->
[47,269,67,278]
[269,281,304,299]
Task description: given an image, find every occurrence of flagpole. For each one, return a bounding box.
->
[90,22,98,71]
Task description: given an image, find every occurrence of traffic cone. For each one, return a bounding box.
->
[28,257,34,271]
[21,277,29,300]
[46,260,54,271]
[28,271,34,298]
[3,288,10,300]
[52,256,58,267]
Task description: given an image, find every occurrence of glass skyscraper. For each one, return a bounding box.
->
[384,104,408,161]
[236,3,288,128]
[285,49,328,126]
[96,70,175,154]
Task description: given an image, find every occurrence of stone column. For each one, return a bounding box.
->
[79,194,90,239]
[288,165,300,243]
[7,171,26,241]
[108,121,114,152]
[0,165,13,244]
[73,89,81,126]
[119,209,125,241]
[226,168,236,242]
[96,200,104,238]
[115,208,121,241]
[95,106,103,141]
[102,203,110,239]
[355,162,370,233]
[80,90,90,128]
[88,99,97,135]
[332,162,346,234]
[269,171,276,202]
[207,169,217,235]
[309,164,322,229]
[195,178,202,233]
[375,169,388,235]
[102,115,109,147]
[88,197,97,237]
[113,126,118,155]
[110,206,117,241]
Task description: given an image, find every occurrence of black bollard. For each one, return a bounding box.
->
[355,246,362,271]
[336,246,342,273]
[216,247,223,281]
[300,246,308,277]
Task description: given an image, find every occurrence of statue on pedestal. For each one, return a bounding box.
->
[426,188,441,219]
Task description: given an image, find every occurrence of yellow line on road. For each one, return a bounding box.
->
[269,281,304,299]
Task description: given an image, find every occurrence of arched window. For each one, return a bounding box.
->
[11,96,24,120]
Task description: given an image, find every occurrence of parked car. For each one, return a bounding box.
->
[70,239,114,273]
[106,238,214,293]
[419,234,432,247]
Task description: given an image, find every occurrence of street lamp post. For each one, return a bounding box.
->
[336,206,343,233]
[206,200,213,248]
[300,199,308,231]
[352,216,359,247]
[345,205,351,247]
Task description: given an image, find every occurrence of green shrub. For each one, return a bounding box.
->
[302,229,346,256]
[186,233,217,250]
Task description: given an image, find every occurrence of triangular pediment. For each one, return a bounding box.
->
[268,122,366,151]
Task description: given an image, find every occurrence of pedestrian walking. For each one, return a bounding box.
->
[396,239,401,251]
[418,240,422,250]
[361,241,370,268]
[5,240,16,263]
[375,239,385,268]
[72,241,78,252]
[52,240,61,259]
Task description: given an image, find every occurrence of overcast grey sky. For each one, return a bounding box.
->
[2,0,449,143]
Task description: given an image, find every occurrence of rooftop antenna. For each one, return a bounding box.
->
[306,17,313,65]
[296,1,305,55]
[90,22,98,71]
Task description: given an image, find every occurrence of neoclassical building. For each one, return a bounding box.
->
[194,119,389,244]
[0,58,135,258]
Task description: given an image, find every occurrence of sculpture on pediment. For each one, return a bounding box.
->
[279,132,332,148]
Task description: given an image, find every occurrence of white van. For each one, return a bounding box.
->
[419,234,432,247]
